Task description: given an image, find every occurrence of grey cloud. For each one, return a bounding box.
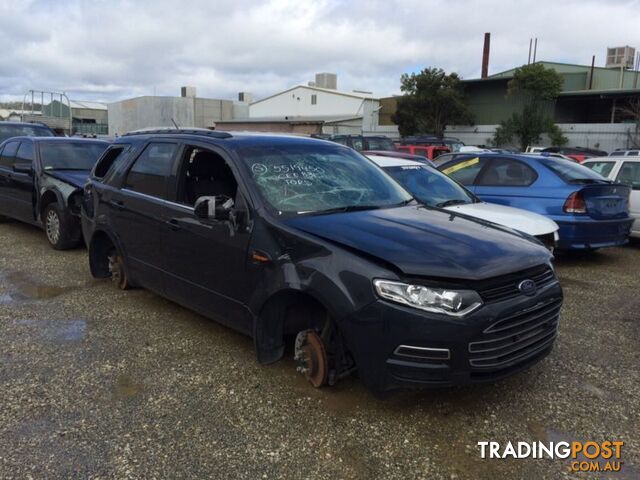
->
[0,0,638,102]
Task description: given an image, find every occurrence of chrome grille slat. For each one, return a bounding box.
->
[470,323,558,356]
[484,299,562,334]
[469,333,557,368]
[468,298,561,370]
[470,315,559,353]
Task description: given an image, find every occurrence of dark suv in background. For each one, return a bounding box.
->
[0,121,56,143]
[0,136,109,248]
[327,134,396,152]
[81,129,561,393]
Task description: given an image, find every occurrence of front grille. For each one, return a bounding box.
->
[468,298,561,370]
[476,265,557,303]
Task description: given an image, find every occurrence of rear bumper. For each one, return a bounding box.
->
[552,215,633,250]
[340,281,563,393]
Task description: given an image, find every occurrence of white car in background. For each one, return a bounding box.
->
[582,157,640,238]
[367,154,560,250]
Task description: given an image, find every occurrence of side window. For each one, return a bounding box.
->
[583,161,614,178]
[414,147,427,158]
[124,142,178,199]
[477,158,537,186]
[0,141,20,169]
[332,137,348,146]
[441,156,488,185]
[616,162,640,190]
[94,145,130,179]
[311,94,317,105]
[177,146,238,206]
[350,138,364,151]
[15,141,34,164]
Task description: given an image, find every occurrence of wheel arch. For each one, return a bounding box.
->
[252,288,333,365]
[39,189,63,221]
[88,229,124,279]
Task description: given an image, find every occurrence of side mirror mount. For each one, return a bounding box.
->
[194,195,235,221]
[13,163,33,174]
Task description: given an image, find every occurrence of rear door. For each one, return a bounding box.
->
[109,141,180,294]
[473,157,538,208]
[0,141,21,219]
[614,161,640,233]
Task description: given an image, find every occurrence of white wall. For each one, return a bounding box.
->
[250,86,373,118]
[446,123,636,152]
[109,96,194,135]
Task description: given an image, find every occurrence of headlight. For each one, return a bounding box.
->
[373,279,483,317]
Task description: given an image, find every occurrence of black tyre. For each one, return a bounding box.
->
[0,214,9,223]
[43,203,81,250]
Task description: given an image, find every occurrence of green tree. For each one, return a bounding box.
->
[392,67,473,137]
[493,63,567,150]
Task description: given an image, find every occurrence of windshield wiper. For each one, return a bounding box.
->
[436,199,469,208]
[306,205,384,216]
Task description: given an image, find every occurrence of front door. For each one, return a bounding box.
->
[472,157,539,209]
[161,144,253,333]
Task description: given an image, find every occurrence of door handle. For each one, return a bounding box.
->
[109,199,125,210]
[167,218,181,231]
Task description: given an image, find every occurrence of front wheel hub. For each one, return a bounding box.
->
[294,329,328,388]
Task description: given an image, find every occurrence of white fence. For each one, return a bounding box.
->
[445,123,638,153]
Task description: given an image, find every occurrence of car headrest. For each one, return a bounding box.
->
[506,163,523,178]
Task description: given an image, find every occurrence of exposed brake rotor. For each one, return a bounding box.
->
[108,254,129,290]
[294,329,328,388]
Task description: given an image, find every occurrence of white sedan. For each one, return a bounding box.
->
[367,154,560,250]
[583,157,640,238]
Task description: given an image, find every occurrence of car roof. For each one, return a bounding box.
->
[366,154,424,168]
[589,156,640,162]
[113,130,348,149]
[6,136,109,144]
[0,121,52,128]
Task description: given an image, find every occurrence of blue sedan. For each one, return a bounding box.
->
[437,153,633,250]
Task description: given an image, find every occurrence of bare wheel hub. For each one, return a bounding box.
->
[108,253,128,290]
[294,330,328,388]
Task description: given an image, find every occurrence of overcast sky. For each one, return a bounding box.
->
[1,0,639,104]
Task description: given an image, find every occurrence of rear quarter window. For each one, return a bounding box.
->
[93,145,131,180]
[583,161,615,178]
[540,158,605,183]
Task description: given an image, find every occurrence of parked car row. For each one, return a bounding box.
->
[0,128,565,393]
[0,136,110,248]
[583,157,640,238]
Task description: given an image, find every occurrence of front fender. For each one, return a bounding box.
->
[247,217,394,363]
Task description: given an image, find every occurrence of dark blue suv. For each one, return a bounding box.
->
[81,129,562,393]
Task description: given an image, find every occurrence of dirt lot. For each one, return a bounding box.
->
[0,221,638,479]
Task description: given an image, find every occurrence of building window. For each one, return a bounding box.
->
[311,94,317,105]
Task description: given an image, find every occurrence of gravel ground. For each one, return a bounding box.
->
[0,221,638,479]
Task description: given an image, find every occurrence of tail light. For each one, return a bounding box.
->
[564,191,587,214]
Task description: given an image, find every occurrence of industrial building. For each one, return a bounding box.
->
[43,100,108,135]
[216,73,390,135]
[107,87,243,136]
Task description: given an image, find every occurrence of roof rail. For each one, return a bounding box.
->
[122,128,233,139]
